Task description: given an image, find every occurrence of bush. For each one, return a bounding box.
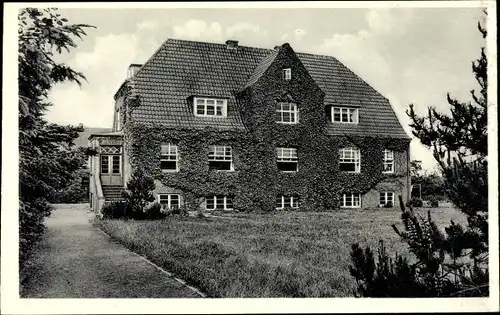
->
[427,195,439,208]
[121,168,156,219]
[409,197,423,207]
[144,201,166,220]
[383,201,394,208]
[51,182,88,203]
[101,201,129,219]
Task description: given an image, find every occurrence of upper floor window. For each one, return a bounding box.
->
[116,108,121,130]
[331,107,359,124]
[206,195,233,211]
[276,102,299,124]
[194,97,227,117]
[208,145,233,171]
[379,192,395,207]
[383,149,394,173]
[276,147,298,172]
[160,144,179,172]
[283,68,292,80]
[341,193,361,208]
[158,194,181,209]
[339,147,361,173]
[276,195,300,209]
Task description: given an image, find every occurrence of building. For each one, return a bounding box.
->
[89,38,411,214]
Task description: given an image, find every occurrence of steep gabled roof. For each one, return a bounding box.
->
[127,38,409,138]
[242,49,279,90]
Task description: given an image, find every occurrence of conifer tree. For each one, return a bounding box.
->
[18,8,94,281]
[349,12,489,297]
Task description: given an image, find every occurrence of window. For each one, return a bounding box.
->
[205,196,233,211]
[194,97,227,117]
[276,195,300,209]
[383,149,394,173]
[339,147,361,173]
[116,108,121,130]
[276,147,298,172]
[160,144,179,172]
[208,145,233,171]
[283,68,292,80]
[111,156,120,174]
[342,193,361,208]
[276,102,299,124]
[158,194,181,209]
[100,154,121,175]
[331,107,358,124]
[379,192,395,207]
[100,155,109,174]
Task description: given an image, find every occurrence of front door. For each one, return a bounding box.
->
[100,151,123,186]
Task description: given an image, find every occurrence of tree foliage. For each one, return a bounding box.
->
[122,168,156,214]
[18,7,94,282]
[350,13,488,297]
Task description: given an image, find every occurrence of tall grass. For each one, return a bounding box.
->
[94,207,465,297]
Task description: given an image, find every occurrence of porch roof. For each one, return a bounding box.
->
[88,130,124,140]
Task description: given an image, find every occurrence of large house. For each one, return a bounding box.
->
[89,39,411,214]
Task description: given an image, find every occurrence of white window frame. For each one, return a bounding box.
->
[276,102,299,124]
[379,192,395,207]
[205,196,234,211]
[341,193,362,208]
[208,145,233,171]
[158,194,181,209]
[160,143,179,172]
[339,147,361,173]
[194,97,227,118]
[331,107,359,124]
[101,155,121,175]
[276,147,298,172]
[382,149,395,173]
[276,195,300,209]
[283,68,292,80]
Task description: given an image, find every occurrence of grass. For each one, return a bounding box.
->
[94,204,467,297]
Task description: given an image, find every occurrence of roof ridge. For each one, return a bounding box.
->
[166,37,274,52]
[132,39,171,79]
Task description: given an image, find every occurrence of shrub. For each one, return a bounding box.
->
[101,201,129,219]
[409,197,423,207]
[383,201,394,208]
[427,195,439,208]
[121,168,155,218]
[144,201,166,220]
[51,181,88,203]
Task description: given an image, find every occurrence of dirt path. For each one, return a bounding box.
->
[22,204,201,298]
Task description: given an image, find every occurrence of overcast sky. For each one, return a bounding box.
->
[44,5,486,172]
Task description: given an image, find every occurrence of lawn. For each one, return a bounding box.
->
[94,204,466,298]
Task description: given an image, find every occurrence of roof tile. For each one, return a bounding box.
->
[129,39,409,138]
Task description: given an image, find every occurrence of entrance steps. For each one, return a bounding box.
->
[102,185,125,202]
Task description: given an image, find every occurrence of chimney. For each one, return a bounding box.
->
[225,40,239,50]
[127,64,142,79]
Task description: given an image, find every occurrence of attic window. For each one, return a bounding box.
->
[194,97,227,117]
[283,68,292,80]
[331,107,358,124]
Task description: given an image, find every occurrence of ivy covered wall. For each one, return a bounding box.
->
[120,43,411,212]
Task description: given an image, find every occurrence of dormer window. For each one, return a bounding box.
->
[283,68,292,80]
[276,102,299,124]
[331,106,359,124]
[194,97,227,117]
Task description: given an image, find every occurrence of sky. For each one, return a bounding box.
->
[44,5,486,172]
